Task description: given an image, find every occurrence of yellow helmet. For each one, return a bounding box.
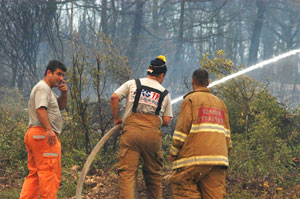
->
[157,55,166,63]
[147,55,167,75]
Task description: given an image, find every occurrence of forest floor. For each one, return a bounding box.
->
[1,165,299,199]
[70,166,173,199]
[0,165,174,199]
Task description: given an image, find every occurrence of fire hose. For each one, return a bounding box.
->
[75,124,121,199]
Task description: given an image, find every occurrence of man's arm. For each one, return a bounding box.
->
[168,98,193,162]
[223,105,232,154]
[111,93,122,125]
[162,116,171,126]
[57,80,67,110]
[36,107,57,146]
[162,94,172,126]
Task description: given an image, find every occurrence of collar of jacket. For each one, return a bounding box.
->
[183,87,210,99]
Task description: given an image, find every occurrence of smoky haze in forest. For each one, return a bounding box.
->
[1,2,300,198]
[171,50,300,106]
[1,0,300,107]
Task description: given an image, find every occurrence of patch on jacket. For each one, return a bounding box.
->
[198,107,224,124]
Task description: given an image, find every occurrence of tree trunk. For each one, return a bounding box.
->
[248,0,266,65]
[110,0,117,40]
[173,0,185,85]
[100,0,108,35]
[127,0,144,65]
[175,0,185,63]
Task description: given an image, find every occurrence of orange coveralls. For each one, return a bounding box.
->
[20,126,61,199]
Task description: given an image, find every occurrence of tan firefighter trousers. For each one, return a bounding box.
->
[169,165,227,199]
[118,113,163,199]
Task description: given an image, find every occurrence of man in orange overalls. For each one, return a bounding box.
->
[111,55,173,199]
[20,60,67,199]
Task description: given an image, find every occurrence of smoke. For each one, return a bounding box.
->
[171,48,300,105]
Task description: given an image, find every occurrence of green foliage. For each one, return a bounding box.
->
[61,148,88,168]
[67,32,131,155]
[0,188,20,199]
[0,87,28,177]
[57,168,78,198]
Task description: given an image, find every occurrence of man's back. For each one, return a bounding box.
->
[171,87,231,170]
[114,77,172,124]
[169,68,230,199]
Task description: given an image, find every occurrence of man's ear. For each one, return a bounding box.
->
[46,69,51,75]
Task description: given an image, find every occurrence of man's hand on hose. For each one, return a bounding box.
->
[111,93,122,126]
[46,129,57,146]
[114,118,122,126]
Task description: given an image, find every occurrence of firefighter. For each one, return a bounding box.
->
[111,55,173,199]
[168,69,232,199]
[20,60,67,199]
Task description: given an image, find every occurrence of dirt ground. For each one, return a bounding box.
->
[0,162,174,199]
[76,167,173,199]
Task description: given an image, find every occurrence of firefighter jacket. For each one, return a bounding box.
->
[169,87,232,170]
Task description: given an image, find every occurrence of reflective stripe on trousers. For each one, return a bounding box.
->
[20,127,61,199]
[170,165,227,199]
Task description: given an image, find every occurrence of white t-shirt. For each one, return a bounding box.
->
[28,80,63,134]
[114,77,173,124]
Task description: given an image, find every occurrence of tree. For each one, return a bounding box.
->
[248,0,267,65]
[0,0,60,93]
[127,0,145,65]
[67,5,131,153]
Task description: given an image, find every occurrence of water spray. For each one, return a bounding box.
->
[171,48,300,105]
[76,48,300,198]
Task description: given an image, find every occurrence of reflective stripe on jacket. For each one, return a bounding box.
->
[170,87,232,170]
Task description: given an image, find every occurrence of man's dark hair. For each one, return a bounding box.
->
[44,60,67,76]
[192,69,209,86]
[147,57,167,77]
[147,71,165,77]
